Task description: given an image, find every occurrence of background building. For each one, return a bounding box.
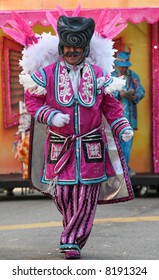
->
[0,1,159,180]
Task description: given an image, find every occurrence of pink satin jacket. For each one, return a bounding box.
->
[25,59,132,185]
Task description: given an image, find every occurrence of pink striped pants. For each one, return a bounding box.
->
[53,184,100,249]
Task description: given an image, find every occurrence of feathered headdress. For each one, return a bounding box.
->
[1,5,127,75]
[45,6,127,74]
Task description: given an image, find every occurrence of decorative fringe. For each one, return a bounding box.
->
[45,176,58,197]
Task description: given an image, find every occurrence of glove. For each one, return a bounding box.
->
[51,113,70,127]
[121,130,134,142]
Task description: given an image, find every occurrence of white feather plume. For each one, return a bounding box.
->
[87,32,117,75]
[19,32,59,74]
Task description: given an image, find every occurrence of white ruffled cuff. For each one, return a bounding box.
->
[19,74,47,95]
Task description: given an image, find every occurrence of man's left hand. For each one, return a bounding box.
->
[122,130,134,142]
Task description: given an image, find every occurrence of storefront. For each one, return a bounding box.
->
[0,4,159,192]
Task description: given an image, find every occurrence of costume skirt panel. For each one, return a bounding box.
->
[29,119,134,204]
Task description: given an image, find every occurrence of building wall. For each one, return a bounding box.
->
[117,22,152,173]
[0,21,152,174]
[0,1,155,174]
[1,0,159,10]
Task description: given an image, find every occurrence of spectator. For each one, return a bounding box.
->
[112,49,145,176]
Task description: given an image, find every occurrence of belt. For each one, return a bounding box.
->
[49,124,104,174]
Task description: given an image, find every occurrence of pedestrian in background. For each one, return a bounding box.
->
[111,49,145,176]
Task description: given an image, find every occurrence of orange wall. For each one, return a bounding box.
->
[117,22,152,173]
[1,0,159,10]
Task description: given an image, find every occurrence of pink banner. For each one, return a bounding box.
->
[1,7,159,27]
[151,23,159,173]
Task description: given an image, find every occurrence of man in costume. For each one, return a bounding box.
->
[111,50,145,176]
[2,11,134,259]
[22,16,134,259]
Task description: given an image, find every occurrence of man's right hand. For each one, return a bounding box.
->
[51,113,70,127]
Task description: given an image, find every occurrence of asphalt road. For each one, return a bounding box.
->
[0,188,159,260]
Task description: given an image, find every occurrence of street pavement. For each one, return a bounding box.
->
[0,188,159,260]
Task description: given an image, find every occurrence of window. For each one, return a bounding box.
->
[2,37,23,128]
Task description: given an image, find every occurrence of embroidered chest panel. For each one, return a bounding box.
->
[54,60,96,107]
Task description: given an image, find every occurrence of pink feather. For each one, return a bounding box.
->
[2,12,39,46]
[56,5,68,16]
[104,24,128,39]
[102,14,122,34]
[1,26,26,45]
[95,10,107,32]
[6,20,20,30]
[98,13,127,39]
[46,11,57,33]
[11,11,34,37]
[72,3,81,16]
[46,4,81,33]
